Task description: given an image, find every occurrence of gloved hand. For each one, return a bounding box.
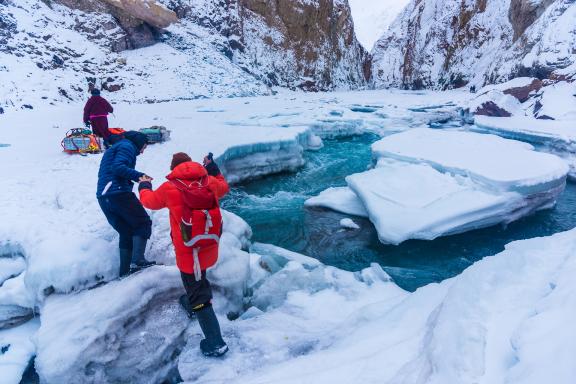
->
[85,121,91,128]
[203,153,221,176]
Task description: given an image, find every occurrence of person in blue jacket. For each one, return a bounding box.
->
[97,131,156,276]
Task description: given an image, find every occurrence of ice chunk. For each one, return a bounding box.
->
[0,319,39,384]
[219,140,305,184]
[372,128,568,193]
[250,242,321,274]
[346,161,529,244]
[35,266,189,384]
[339,218,360,230]
[474,115,576,151]
[304,186,368,217]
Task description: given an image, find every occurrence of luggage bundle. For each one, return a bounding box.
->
[139,126,170,144]
[61,128,102,154]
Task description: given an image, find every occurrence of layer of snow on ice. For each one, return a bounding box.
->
[348,0,410,50]
[372,128,569,191]
[474,116,576,148]
[346,160,525,244]
[304,186,368,217]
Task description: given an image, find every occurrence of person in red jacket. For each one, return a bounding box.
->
[138,152,230,357]
[83,88,114,148]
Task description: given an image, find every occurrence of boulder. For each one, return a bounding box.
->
[101,0,178,29]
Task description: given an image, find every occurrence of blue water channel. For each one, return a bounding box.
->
[221,134,576,292]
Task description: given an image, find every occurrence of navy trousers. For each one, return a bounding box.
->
[98,192,152,250]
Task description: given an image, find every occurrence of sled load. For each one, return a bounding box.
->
[139,126,170,144]
[61,128,102,154]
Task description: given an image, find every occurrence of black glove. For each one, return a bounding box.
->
[85,121,91,128]
[204,161,221,177]
[138,181,152,191]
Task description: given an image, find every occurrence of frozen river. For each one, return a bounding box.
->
[223,134,576,291]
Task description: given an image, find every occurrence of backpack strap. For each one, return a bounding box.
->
[193,248,201,282]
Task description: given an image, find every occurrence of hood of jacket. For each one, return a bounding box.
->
[166,161,207,181]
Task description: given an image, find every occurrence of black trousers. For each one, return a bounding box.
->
[98,192,152,249]
[181,270,213,310]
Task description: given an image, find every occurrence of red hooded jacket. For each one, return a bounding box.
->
[139,161,230,274]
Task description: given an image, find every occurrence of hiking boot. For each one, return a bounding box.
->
[129,260,156,274]
[196,305,228,358]
[200,339,229,357]
[119,248,132,277]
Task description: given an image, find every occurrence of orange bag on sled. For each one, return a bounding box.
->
[61,128,102,154]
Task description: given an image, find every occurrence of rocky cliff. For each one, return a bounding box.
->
[371,0,576,90]
[0,0,368,111]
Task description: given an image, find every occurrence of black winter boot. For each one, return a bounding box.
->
[119,248,132,277]
[195,305,228,357]
[130,236,156,273]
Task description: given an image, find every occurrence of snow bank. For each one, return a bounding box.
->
[178,250,403,383]
[185,229,576,384]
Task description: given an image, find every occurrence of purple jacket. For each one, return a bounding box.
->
[83,96,113,123]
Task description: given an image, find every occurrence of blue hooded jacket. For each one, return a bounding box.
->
[96,132,147,197]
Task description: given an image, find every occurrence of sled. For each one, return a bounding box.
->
[61,128,102,155]
[139,126,170,144]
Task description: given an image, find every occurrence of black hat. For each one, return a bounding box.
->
[124,131,149,152]
[91,88,101,96]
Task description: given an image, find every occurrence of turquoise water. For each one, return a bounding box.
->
[221,135,576,291]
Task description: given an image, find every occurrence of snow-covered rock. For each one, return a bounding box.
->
[372,0,576,89]
[345,129,568,244]
[35,266,189,384]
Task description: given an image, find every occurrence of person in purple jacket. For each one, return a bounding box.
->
[84,88,114,148]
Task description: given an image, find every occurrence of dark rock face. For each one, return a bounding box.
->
[184,0,369,91]
[508,0,555,41]
[54,0,166,50]
[503,78,543,102]
[475,101,512,117]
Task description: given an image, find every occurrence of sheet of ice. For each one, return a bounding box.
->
[346,161,528,244]
[0,319,39,384]
[474,116,576,150]
[179,229,576,384]
[372,128,569,192]
[304,187,368,217]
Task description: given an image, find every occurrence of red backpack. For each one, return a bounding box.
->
[172,177,223,280]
